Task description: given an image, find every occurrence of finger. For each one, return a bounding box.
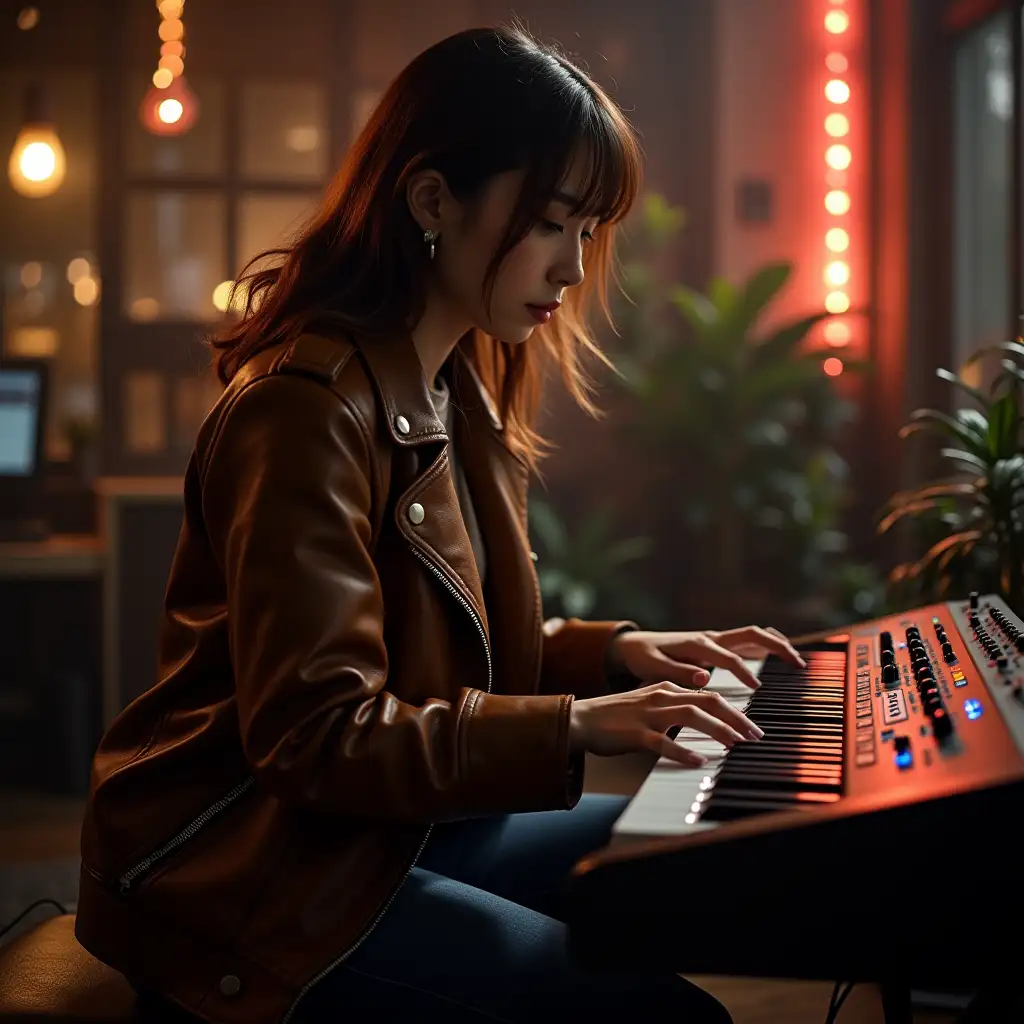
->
[656,704,749,746]
[644,652,712,689]
[691,638,763,690]
[643,730,708,767]
[715,626,806,668]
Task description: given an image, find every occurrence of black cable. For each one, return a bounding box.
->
[825,981,857,1024]
[0,898,70,942]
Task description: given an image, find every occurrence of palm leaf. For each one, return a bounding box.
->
[910,529,984,579]
[899,409,990,459]
[935,367,990,410]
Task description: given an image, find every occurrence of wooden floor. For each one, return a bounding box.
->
[0,760,962,1023]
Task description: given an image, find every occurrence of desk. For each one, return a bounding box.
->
[0,479,184,789]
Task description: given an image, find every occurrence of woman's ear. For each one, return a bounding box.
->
[406,169,449,234]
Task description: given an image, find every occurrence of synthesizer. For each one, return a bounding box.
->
[566,593,1024,990]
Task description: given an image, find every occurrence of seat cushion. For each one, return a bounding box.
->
[0,914,140,1021]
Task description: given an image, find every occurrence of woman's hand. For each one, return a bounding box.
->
[568,683,764,767]
[606,625,807,691]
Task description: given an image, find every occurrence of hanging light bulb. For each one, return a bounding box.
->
[140,74,199,136]
[8,82,66,198]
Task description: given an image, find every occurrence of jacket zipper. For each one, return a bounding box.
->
[280,545,492,1024]
[117,776,256,895]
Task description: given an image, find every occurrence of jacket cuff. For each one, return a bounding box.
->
[540,618,640,700]
[604,621,643,692]
[461,692,581,814]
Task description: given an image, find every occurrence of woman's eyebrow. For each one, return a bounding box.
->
[551,190,583,208]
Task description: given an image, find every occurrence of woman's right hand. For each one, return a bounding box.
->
[568,683,764,767]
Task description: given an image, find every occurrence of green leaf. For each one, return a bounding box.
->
[962,339,1024,368]
[732,262,792,336]
[670,286,718,332]
[939,447,989,474]
[936,367,989,410]
[900,409,990,459]
[750,312,833,368]
[987,394,1020,459]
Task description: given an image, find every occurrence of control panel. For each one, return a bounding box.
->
[844,592,1024,800]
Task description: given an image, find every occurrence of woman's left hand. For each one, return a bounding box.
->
[608,626,807,692]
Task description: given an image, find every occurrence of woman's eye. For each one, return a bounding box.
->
[539,219,564,234]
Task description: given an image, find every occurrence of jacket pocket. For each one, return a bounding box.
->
[115,775,257,895]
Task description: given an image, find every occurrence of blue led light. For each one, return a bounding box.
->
[895,750,912,768]
[964,698,983,720]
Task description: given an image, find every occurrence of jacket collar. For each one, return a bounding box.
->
[353,330,505,448]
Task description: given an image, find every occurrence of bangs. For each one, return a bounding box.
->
[561,100,641,225]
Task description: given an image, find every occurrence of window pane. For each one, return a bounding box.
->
[240,82,327,182]
[237,193,317,274]
[0,70,100,464]
[954,12,1013,370]
[125,74,225,178]
[123,371,166,454]
[125,192,226,321]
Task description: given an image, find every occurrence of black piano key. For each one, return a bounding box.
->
[696,650,848,824]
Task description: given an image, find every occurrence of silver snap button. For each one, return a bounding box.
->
[530,551,539,562]
[218,975,241,997]
[395,414,410,435]
[408,502,425,525]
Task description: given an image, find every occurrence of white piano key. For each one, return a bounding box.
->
[612,658,764,837]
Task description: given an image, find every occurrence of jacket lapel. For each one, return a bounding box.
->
[354,332,490,637]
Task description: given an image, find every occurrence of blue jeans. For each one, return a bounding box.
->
[295,794,733,1023]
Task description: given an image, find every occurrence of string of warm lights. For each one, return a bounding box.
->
[153,0,186,92]
[140,0,198,136]
[822,0,852,379]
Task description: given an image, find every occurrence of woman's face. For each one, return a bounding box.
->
[429,158,600,344]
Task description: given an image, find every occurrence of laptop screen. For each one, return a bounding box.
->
[0,367,43,477]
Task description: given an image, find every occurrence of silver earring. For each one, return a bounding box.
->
[424,229,436,261]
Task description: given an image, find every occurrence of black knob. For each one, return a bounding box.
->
[880,630,893,650]
[882,663,899,686]
[881,649,895,668]
[970,591,979,610]
[942,644,956,662]
[931,707,954,740]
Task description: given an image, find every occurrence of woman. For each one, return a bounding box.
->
[75,23,805,1024]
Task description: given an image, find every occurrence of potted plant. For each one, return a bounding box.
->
[609,225,868,627]
[527,495,666,627]
[879,338,1024,614]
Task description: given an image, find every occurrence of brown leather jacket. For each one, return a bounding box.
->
[74,330,637,1024]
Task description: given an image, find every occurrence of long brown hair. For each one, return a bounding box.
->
[209,22,642,472]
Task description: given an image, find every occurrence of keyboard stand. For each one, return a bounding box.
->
[879,982,913,1024]
[881,981,1019,1023]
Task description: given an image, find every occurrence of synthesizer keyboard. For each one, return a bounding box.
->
[566,593,1024,989]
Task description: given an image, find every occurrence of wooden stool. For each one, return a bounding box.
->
[0,914,141,1022]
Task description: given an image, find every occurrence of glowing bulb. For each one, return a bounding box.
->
[825,291,850,314]
[158,0,183,16]
[153,68,173,89]
[8,125,66,198]
[825,52,848,73]
[20,262,42,288]
[823,357,844,377]
[212,281,233,313]
[825,190,850,215]
[159,54,184,78]
[825,227,849,252]
[826,260,850,286]
[825,10,849,33]
[73,276,100,306]
[824,321,851,346]
[825,79,850,104]
[158,18,184,42]
[161,40,184,57]
[826,144,852,170]
[67,257,91,283]
[825,113,850,137]
[158,98,184,124]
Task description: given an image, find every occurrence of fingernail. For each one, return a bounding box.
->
[695,670,710,686]
[685,753,708,766]
[747,725,765,740]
